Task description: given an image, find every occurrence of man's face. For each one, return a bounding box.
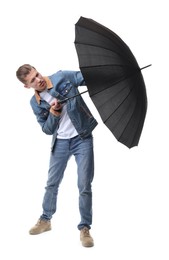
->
[24,68,47,92]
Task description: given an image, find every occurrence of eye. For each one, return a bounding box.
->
[31,78,35,83]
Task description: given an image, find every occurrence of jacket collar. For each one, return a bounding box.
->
[35,77,53,104]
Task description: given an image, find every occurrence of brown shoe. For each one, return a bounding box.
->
[80,227,94,247]
[29,219,51,235]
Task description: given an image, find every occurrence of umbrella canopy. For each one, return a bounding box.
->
[74,16,150,148]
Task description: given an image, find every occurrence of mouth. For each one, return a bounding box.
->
[39,81,46,88]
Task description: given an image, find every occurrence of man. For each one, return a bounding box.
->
[16,64,98,247]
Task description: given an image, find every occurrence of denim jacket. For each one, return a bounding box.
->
[30,70,98,151]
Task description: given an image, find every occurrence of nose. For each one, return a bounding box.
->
[35,77,42,85]
[36,77,41,82]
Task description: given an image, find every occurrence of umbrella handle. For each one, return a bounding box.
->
[58,90,88,104]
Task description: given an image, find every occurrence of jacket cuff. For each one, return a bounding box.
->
[50,107,62,116]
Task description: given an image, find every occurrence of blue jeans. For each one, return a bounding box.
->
[40,135,94,230]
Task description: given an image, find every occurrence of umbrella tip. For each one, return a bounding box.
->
[140,64,152,70]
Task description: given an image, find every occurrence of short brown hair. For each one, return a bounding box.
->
[16,64,35,83]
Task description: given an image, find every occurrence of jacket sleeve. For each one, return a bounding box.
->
[62,70,86,87]
[30,97,60,135]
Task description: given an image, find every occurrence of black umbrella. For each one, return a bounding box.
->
[73,16,151,148]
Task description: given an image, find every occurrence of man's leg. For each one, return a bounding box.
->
[29,139,70,235]
[71,135,94,247]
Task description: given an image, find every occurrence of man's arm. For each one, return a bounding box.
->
[62,70,86,87]
[30,96,61,135]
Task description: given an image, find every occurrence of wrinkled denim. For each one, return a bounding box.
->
[40,135,94,230]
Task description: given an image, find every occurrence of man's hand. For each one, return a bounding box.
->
[50,98,62,111]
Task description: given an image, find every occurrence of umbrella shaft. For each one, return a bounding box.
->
[58,90,88,104]
[58,65,151,104]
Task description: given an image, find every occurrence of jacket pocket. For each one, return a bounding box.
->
[59,81,73,96]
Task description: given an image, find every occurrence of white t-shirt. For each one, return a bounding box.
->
[40,90,78,139]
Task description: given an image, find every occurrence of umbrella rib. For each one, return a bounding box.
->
[88,71,140,97]
[76,42,151,71]
[75,42,136,65]
[75,19,128,50]
[116,90,141,146]
[107,79,145,147]
[75,41,121,53]
[102,82,136,124]
[80,64,136,70]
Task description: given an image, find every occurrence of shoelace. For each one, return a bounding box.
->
[82,228,90,237]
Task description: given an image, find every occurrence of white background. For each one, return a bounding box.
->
[0,0,168,259]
